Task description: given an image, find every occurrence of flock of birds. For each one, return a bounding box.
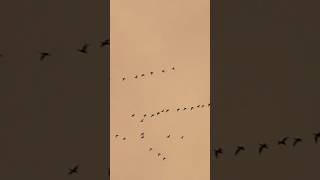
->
[0,39,110,62]
[212,132,320,159]
[121,66,176,82]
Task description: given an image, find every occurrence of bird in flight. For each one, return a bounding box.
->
[161,109,165,113]
[40,52,50,61]
[180,136,184,139]
[166,109,170,112]
[313,132,320,143]
[197,105,200,108]
[149,147,153,151]
[115,134,119,138]
[278,137,289,146]
[143,114,147,117]
[68,165,79,175]
[177,108,180,112]
[131,114,135,117]
[150,72,154,75]
[157,112,160,115]
[151,114,155,117]
[134,75,138,79]
[122,77,126,81]
[201,105,205,108]
[157,153,161,157]
[167,134,171,138]
[77,44,89,54]
[171,67,175,70]
[235,146,245,156]
[163,157,166,160]
[190,107,194,110]
[122,137,126,140]
[183,107,187,110]
[161,70,165,73]
[258,144,268,155]
[140,119,144,123]
[293,138,302,146]
[141,74,145,77]
[214,148,223,158]
[100,39,109,47]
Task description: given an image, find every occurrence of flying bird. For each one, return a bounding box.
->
[100,39,109,47]
[214,148,223,158]
[157,112,160,115]
[293,138,302,146]
[140,119,144,123]
[143,114,147,117]
[157,153,161,157]
[151,114,155,117]
[201,105,205,108]
[68,165,79,175]
[40,52,50,61]
[180,136,184,139]
[163,157,166,160]
[165,109,170,112]
[134,75,138,79]
[177,108,180,112]
[258,144,268,154]
[278,137,289,146]
[122,137,126,140]
[190,107,194,110]
[197,105,200,108]
[183,107,187,110]
[235,146,245,156]
[161,109,165,112]
[313,132,320,143]
[141,74,145,77]
[167,134,171,138]
[122,77,126,81]
[77,44,89,54]
[149,147,153,151]
[150,72,154,75]
[115,134,119,138]
[131,114,135,117]
[161,70,165,73]
[171,67,175,70]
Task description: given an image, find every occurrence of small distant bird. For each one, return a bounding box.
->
[171,67,175,70]
[201,105,205,108]
[183,107,187,110]
[293,138,302,146]
[163,157,166,160]
[149,148,153,151]
[157,112,160,115]
[122,137,126,140]
[141,74,145,77]
[258,144,268,154]
[278,137,289,146]
[100,39,109,47]
[157,153,161,157]
[140,119,144,123]
[143,114,147,117]
[122,77,126,81]
[131,114,135,117]
[214,148,223,158]
[177,108,180,112]
[134,75,138,79]
[165,109,169,112]
[141,136,144,139]
[313,132,320,143]
[167,134,171,138]
[115,134,119,138]
[161,109,165,112]
[77,44,89,54]
[235,146,245,156]
[140,132,144,136]
[68,165,79,175]
[150,72,154,75]
[190,107,194,110]
[180,136,184,139]
[151,114,155,117]
[197,105,200,108]
[162,70,165,73]
[40,52,50,61]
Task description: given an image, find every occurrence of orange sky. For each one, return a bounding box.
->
[110,0,210,179]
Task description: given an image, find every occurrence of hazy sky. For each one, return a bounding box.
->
[110,0,210,179]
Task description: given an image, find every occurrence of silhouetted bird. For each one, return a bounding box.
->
[258,144,268,154]
[115,134,119,138]
[150,72,154,75]
[293,138,302,146]
[100,39,109,47]
[166,109,170,112]
[214,148,223,158]
[201,105,205,108]
[183,107,187,110]
[122,137,126,140]
[190,107,194,110]
[180,136,184,139]
[161,109,165,112]
[157,153,161,157]
[144,114,147,117]
[171,67,175,70]
[131,114,135,117]
[134,75,138,79]
[163,157,166,160]
[68,165,79,175]
[151,114,155,117]
[197,105,200,108]
[313,132,320,143]
[122,77,126,81]
[235,146,245,156]
[140,119,144,123]
[77,44,89,54]
[141,136,144,139]
[141,74,145,77]
[40,52,50,61]
[140,133,144,136]
[278,137,289,146]
[167,134,171,138]
[162,70,165,73]
[149,148,153,151]
[177,108,180,112]
[157,112,160,115]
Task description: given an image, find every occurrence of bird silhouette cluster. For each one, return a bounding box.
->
[0,39,109,62]
[121,66,176,82]
[212,132,320,159]
[130,102,212,121]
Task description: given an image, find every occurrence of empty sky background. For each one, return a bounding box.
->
[110,0,210,179]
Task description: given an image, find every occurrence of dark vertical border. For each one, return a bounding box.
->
[106,0,110,179]
[210,0,216,179]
